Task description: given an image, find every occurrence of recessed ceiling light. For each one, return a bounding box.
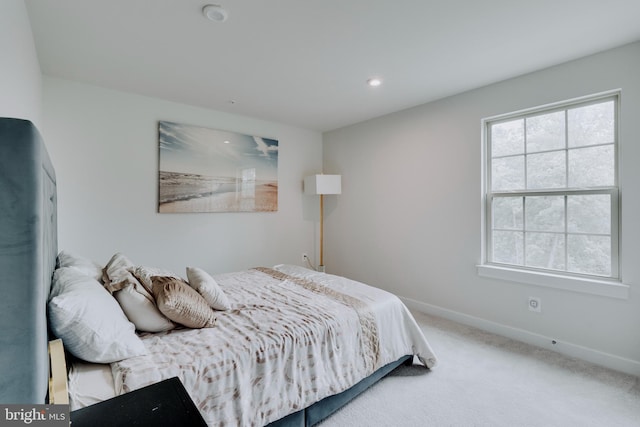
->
[203,4,228,22]
[367,78,382,87]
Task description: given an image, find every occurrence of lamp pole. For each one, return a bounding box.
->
[319,193,325,270]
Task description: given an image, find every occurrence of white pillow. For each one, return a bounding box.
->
[48,267,147,363]
[114,283,176,332]
[186,267,231,311]
[57,250,103,282]
[102,252,141,294]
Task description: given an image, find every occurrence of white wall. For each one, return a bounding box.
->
[323,42,640,375]
[42,77,323,275]
[0,0,42,126]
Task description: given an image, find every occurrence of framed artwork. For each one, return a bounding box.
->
[158,121,278,213]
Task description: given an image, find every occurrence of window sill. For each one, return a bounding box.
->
[476,264,629,299]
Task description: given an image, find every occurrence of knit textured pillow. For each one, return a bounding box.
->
[151,275,217,328]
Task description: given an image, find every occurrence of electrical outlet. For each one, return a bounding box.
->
[528,297,541,313]
[302,253,308,262]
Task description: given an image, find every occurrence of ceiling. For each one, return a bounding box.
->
[25,0,640,132]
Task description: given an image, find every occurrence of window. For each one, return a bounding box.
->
[483,93,619,282]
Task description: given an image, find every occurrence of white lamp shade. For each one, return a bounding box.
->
[304,175,342,195]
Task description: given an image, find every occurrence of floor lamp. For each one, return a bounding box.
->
[304,174,342,271]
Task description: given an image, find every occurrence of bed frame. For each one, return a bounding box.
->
[268,354,411,426]
[0,117,410,425]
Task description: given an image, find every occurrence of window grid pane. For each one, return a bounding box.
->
[568,101,615,148]
[526,151,566,189]
[526,111,565,153]
[491,119,524,157]
[486,94,618,279]
[525,232,566,270]
[568,144,615,187]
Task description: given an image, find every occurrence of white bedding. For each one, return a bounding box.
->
[274,264,437,369]
[68,361,115,410]
[69,265,437,426]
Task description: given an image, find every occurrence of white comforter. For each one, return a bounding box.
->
[110,265,437,426]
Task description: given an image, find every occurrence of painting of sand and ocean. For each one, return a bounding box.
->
[158,121,278,213]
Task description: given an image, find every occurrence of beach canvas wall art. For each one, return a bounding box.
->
[158,121,278,213]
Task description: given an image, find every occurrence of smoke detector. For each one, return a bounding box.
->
[203,4,228,22]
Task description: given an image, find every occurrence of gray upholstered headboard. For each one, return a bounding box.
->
[0,118,58,403]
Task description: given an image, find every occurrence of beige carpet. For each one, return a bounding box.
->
[319,311,640,427]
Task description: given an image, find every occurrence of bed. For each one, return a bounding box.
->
[0,118,437,426]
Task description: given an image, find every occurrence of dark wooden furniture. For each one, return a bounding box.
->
[70,377,207,427]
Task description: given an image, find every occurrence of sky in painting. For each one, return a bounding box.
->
[159,121,278,180]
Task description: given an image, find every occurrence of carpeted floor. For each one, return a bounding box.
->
[319,311,640,427]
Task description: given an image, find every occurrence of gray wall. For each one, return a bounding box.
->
[323,42,640,375]
[0,0,42,126]
[42,77,323,275]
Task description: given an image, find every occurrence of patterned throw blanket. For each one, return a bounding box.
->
[110,267,436,426]
[254,267,380,372]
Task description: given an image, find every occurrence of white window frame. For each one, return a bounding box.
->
[478,90,629,299]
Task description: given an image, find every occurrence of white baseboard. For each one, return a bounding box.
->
[401,296,640,378]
